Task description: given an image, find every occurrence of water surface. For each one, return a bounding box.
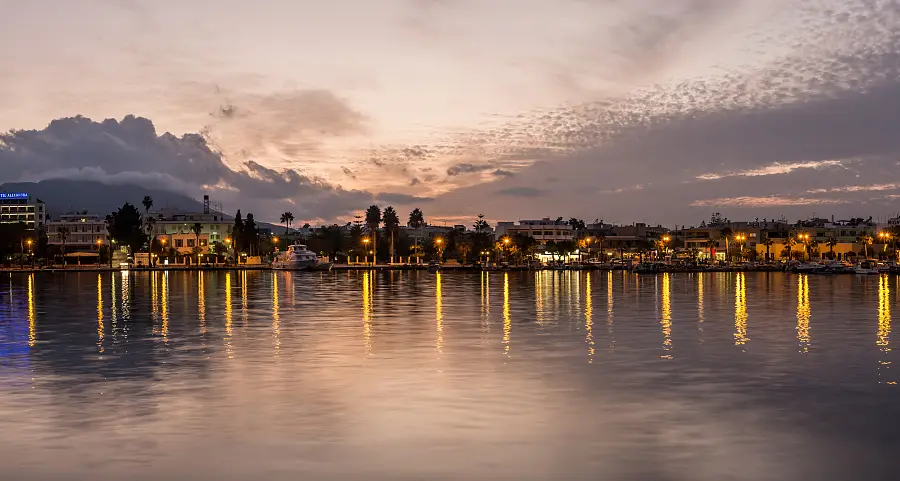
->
[1,271,897,480]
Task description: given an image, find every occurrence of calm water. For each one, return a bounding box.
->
[0,270,897,480]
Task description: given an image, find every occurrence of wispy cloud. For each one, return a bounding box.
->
[696,160,847,181]
[690,196,849,207]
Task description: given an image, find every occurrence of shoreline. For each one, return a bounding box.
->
[1,265,895,274]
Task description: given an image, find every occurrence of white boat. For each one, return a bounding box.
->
[854,260,879,275]
[272,242,320,270]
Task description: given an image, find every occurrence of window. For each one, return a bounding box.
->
[175,239,184,248]
[187,239,195,247]
[199,239,208,247]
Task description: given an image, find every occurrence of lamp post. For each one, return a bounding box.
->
[662,235,671,262]
[362,237,371,265]
[435,237,444,264]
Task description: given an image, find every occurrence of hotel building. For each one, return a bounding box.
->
[0,192,47,230]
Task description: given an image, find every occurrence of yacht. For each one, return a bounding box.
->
[854,260,879,275]
[272,242,320,270]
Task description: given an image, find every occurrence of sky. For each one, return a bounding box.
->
[2,0,900,226]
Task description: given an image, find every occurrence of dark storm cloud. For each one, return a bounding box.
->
[0,115,395,222]
[446,162,493,176]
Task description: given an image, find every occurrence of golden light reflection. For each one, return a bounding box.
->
[241,271,249,326]
[607,270,615,352]
[272,273,281,354]
[120,270,130,327]
[503,272,511,355]
[198,272,206,335]
[480,271,490,334]
[535,271,545,326]
[796,275,810,353]
[877,275,893,384]
[660,273,672,359]
[585,272,594,362]
[27,274,35,348]
[734,273,749,346]
[362,270,372,354]
[697,273,704,341]
[110,272,117,341]
[225,272,233,359]
[97,274,104,353]
[161,271,169,342]
[436,271,444,355]
[151,271,159,334]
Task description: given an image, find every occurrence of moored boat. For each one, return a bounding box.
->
[272,242,323,270]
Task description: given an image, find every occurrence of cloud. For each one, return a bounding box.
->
[446,162,493,176]
[696,160,848,181]
[690,196,850,208]
[0,115,411,223]
[492,169,515,178]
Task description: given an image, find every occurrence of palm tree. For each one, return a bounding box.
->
[762,237,774,262]
[365,205,381,262]
[805,238,820,260]
[382,206,400,263]
[408,208,425,229]
[825,237,838,260]
[784,236,797,260]
[719,227,733,262]
[142,196,153,218]
[705,238,719,260]
[456,241,472,265]
[56,226,70,266]
[408,208,425,263]
[856,232,874,259]
[145,217,156,252]
[192,222,203,264]
[594,234,606,261]
[280,212,294,237]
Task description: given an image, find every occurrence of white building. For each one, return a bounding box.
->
[495,218,573,244]
[0,192,47,230]
[46,212,108,252]
[149,197,233,244]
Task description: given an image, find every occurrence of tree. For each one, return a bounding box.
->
[280,211,294,237]
[365,205,381,261]
[719,227,733,261]
[142,196,153,219]
[106,202,147,257]
[456,240,472,264]
[762,237,775,261]
[56,225,70,265]
[382,206,400,262]
[568,218,586,238]
[408,208,425,229]
[705,238,719,260]
[192,222,203,264]
[856,232,873,259]
[474,214,490,233]
[594,234,606,261]
[825,237,838,259]
[784,236,797,260]
[244,213,258,256]
[232,211,244,256]
[145,216,156,251]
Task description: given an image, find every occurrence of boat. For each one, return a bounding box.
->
[312,255,333,271]
[854,260,879,275]
[795,262,826,274]
[427,260,441,273]
[272,242,321,270]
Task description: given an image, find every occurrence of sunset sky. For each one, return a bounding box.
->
[2,0,900,225]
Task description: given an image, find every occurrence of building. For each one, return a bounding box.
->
[0,192,47,230]
[45,212,109,252]
[495,218,573,244]
[148,196,233,245]
[158,232,211,255]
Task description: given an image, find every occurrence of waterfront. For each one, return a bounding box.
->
[0,270,898,480]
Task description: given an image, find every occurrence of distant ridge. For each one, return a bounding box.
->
[0,179,204,217]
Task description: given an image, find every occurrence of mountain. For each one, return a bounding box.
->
[0,179,282,230]
[0,180,204,217]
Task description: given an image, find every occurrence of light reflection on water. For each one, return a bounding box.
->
[0,271,898,481]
